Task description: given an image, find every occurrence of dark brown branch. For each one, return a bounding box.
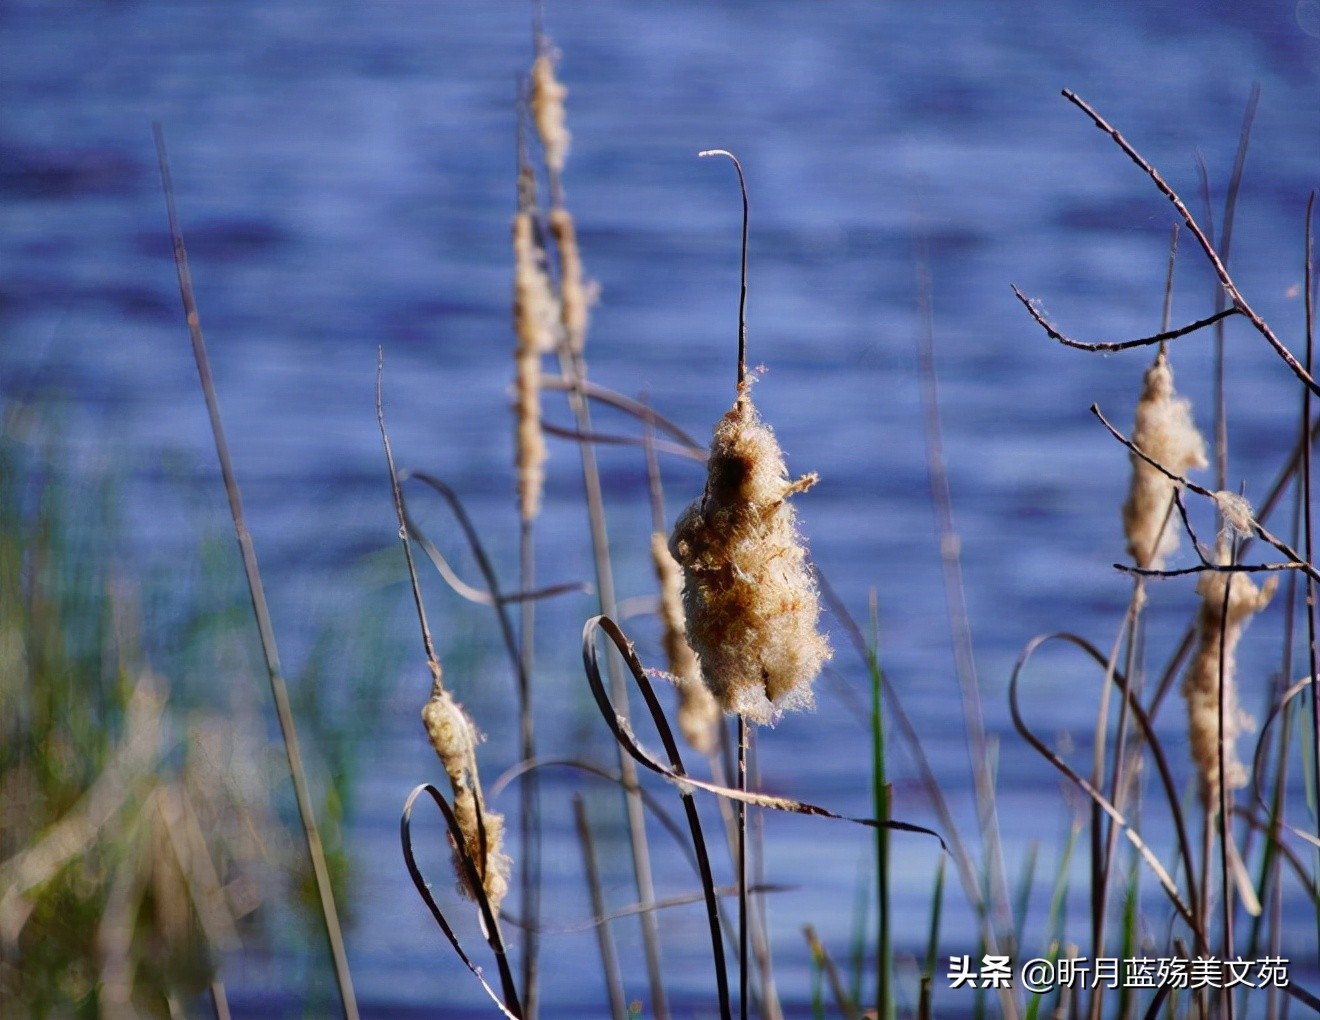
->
[1062,90,1320,399]
[541,420,706,461]
[1012,285,1239,352]
[1116,561,1301,580]
[540,375,705,450]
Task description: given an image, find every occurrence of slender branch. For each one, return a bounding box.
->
[541,420,705,461]
[540,375,705,451]
[1011,286,1238,352]
[1116,561,1301,580]
[1061,89,1320,399]
[1092,404,1320,586]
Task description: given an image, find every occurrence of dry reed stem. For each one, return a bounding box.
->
[670,392,832,725]
[1182,541,1276,809]
[422,690,511,915]
[514,211,552,521]
[1123,350,1208,569]
[651,530,721,754]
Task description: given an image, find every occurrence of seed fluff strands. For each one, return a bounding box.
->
[530,49,570,179]
[651,530,721,753]
[529,40,594,355]
[1181,539,1276,810]
[549,207,594,356]
[513,209,554,521]
[421,689,511,914]
[670,388,833,725]
[1122,348,1208,569]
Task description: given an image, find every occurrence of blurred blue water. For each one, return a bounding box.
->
[4,1,1320,1015]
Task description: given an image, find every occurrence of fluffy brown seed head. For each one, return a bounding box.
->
[549,208,594,355]
[651,531,720,753]
[669,393,832,725]
[1180,546,1276,810]
[1122,350,1208,568]
[513,211,552,521]
[421,691,511,913]
[530,52,570,177]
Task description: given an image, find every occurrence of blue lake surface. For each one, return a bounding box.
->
[4,1,1320,1015]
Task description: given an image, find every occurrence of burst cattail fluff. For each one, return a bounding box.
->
[422,690,510,913]
[1122,350,1208,568]
[1214,490,1256,541]
[669,392,832,725]
[1181,544,1276,809]
[530,51,570,176]
[651,530,721,753]
[513,211,552,520]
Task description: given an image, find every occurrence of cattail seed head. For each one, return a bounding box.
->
[513,211,552,521]
[651,530,721,754]
[1180,546,1276,810]
[669,393,832,725]
[1122,350,1207,568]
[549,208,594,356]
[422,690,510,913]
[530,51,570,177]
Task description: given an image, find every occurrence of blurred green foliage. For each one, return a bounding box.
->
[0,404,388,1017]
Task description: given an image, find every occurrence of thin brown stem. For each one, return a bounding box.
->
[1012,286,1237,352]
[573,796,627,1020]
[919,248,1017,994]
[698,149,749,394]
[1303,190,1320,948]
[156,124,358,1020]
[737,715,749,1020]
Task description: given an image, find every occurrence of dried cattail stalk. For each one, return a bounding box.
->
[513,211,552,521]
[1122,350,1208,568]
[669,392,832,725]
[549,208,594,356]
[530,51,570,177]
[421,690,511,913]
[1181,544,1276,809]
[651,530,720,753]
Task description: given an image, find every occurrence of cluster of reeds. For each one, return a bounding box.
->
[1009,88,1319,1020]
[0,131,399,1018]
[13,22,1319,1020]
[383,33,930,1020]
[390,55,1320,1020]
[361,25,1320,1018]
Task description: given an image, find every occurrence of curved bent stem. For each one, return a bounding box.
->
[1009,632,1201,940]
[401,784,522,1019]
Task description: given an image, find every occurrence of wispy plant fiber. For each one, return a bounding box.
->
[1123,350,1208,569]
[670,392,831,725]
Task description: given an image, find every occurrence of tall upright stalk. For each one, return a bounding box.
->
[698,147,751,1020]
[154,125,358,1020]
[915,247,1018,1020]
[868,593,892,1020]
